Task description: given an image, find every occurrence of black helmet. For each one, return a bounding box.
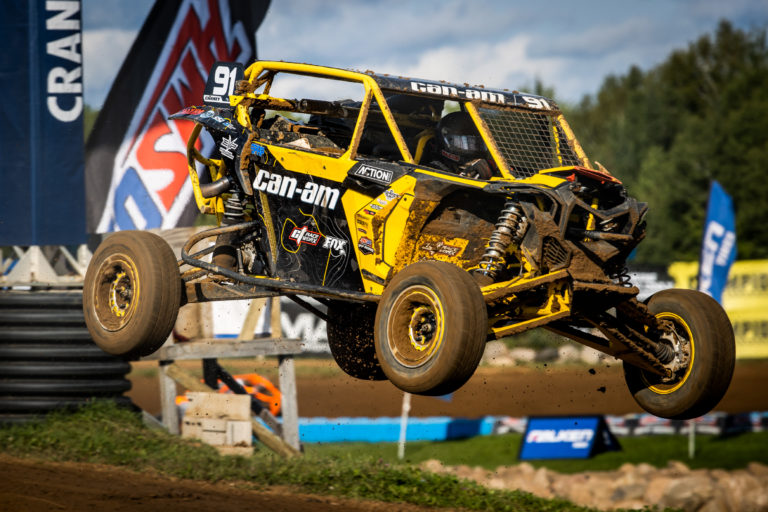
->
[437,111,484,164]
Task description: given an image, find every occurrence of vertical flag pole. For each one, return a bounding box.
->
[398,392,411,460]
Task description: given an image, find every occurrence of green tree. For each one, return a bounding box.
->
[568,21,768,264]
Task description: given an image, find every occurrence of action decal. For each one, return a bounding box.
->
[352,165,393,185]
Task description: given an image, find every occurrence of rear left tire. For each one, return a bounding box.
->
[83,231,182,358]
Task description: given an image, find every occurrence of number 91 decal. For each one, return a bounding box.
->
[203,61,245,107]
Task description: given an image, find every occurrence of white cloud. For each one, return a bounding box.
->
[82,28,137,106]
[375,35,566,93]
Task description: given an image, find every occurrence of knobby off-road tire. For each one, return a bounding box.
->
[623,289,735,420]
[83,231,182,358]
[374,261,488,396]
[326,301,386,381]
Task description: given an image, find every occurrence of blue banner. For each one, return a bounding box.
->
[519,416,620,460]
[698,181,737,303]
[0,0,85,246]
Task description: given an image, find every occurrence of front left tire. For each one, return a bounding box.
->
[374,261,488,396]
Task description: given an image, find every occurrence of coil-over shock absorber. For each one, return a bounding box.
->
[473,200,528,286]
[212,190,246,271]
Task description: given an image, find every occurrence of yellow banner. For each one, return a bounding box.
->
[667,260,768,359]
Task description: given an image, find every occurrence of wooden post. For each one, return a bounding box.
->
[278,354,299,450]
[270,296,282,337]
[164,363,300,458]
[239,298,266,340]
[159,363,180,434]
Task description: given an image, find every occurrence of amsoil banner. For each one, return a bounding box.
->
[669,260,768,359]
[85,0,270,233]
[0,1,85,245]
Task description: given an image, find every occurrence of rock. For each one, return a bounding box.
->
[482,341,509,363]
[532,467,551,489]
[661,475,713,511]
[611,483,646,502]
[509,347,536,363]
[698,496,730,512]
[720,470,763,512]
[747,461,768,477]
[666,460,691,475]
[557,344,581,363]
[516,462,535,476]
[420,459,444,473]
[644,476,674,504]
[535,347,559,362]
[635,462,656,476]
[580,347,603,364]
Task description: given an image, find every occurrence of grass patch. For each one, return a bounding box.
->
[0,401,620,512]
[308,430,768,473]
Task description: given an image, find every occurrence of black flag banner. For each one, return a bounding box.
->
[85,0,270,233]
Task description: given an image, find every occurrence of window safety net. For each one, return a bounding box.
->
[479,107,582,179]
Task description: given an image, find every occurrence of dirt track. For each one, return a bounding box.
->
[129,359,768,418]
[0,455,434,512]
[3,361,766,512]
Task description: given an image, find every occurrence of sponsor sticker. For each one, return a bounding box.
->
[323,236,347,256]
[289,226,321,247]
[353,164,394,185]
[384,189,400,201]
[420,240,462,257]
[219,135,239,160]
[358,237,374,255]
[181,106,205,115]
[250,143,266,157]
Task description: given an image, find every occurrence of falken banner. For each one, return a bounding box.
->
[85,0,270,233]
[0,1,85,246]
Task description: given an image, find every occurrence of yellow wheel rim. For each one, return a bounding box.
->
[387,285,445,368]
[93,254,141,332]
[644,312,695,395]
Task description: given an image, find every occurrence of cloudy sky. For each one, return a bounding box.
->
[82,0,768,109]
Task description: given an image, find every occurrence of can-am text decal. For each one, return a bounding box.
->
[254,169,340,210]
[410,81,506,104]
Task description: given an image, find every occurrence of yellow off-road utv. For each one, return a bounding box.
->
[84,61,735,420]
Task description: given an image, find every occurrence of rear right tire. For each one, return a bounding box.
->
[623,289,735,420]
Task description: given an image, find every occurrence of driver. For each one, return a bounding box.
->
[426,111,493,179]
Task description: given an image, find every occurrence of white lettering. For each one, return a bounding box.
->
[47,33,81,64]
[47,95,82,122]
[254,169,270,191]
[279,176,297,197]
[47,66,82,93]
[46,1,80,30]
[254,170,341,209]
[699,221,726,294]
[522,96,551,110]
